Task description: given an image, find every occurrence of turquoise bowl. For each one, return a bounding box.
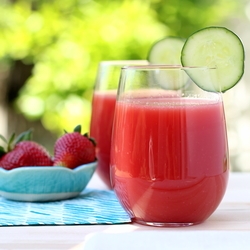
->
[0,161,97,202]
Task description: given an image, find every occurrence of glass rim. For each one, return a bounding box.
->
[99,60,148,66]
[121,65,216,70]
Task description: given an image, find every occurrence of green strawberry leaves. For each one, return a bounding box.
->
[73,124,82,133]
[0,129,33,156]
[64,125,96,147]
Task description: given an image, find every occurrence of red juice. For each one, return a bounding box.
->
[90,90,117,188]
[111,95,229,225]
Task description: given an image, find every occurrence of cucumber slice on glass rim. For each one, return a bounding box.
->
[181,26,245,92]
[148,37,188,90]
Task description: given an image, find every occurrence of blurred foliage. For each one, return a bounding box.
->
[0,0,243,134]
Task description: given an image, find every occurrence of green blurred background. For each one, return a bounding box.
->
[0,0,249,171]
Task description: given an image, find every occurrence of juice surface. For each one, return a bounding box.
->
[90,90,117,188]
[111,96,229,224]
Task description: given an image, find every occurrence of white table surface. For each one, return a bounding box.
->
[0,172,249,250]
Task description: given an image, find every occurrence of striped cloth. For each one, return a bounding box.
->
[0,189,131,226]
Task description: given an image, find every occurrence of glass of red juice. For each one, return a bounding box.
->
[110,65,229,226]
[90,60,148,188]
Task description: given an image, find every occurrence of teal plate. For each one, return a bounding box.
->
[0,162,97,202]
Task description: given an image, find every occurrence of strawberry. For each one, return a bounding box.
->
[0,130,53,170]
[53,125,96,169]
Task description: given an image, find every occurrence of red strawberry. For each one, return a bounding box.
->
[0,130,53,170]
[53,125,96,169]
[0,141,53,170]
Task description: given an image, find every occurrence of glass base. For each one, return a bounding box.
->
[133,218,201,227]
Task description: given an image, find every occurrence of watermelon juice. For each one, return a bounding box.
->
[90,90,117,188]
[110,95,229,225]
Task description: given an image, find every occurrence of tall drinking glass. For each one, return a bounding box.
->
[110,65,229,226]
[90,60,148,188]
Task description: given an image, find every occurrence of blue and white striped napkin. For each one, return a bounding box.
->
[0,189,131,226]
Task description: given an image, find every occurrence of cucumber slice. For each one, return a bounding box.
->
[181,26,245,92]
[148,37,188,90]
[148,36,185,65]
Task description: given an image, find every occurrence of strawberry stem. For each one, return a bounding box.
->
[74,125,81,133]
[7,133,15,152]
[0,146,5,157]
[0,129,33,154]
[89,137,97,147]
[0,135,7,144]
[14,130,32,144]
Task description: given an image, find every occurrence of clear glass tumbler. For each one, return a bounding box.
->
[110,65,229,226]
[90,60,148,188]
